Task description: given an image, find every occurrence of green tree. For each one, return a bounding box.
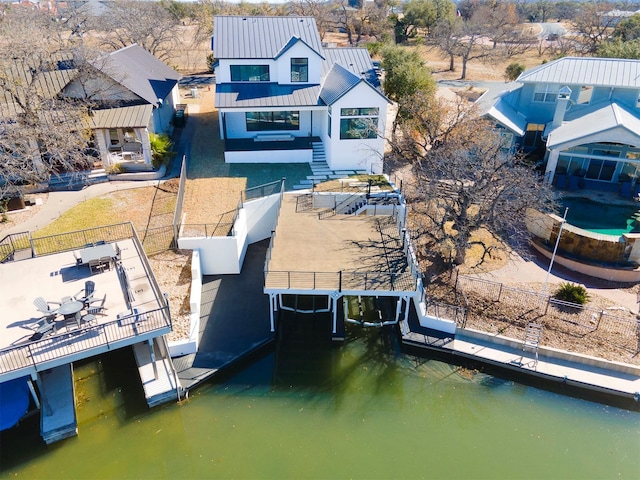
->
[505,62,525,81]
[381,44,436,138]
[597,38,640,59]
[611,13,640,41]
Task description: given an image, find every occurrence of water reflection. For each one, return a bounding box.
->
[1,327,639,479]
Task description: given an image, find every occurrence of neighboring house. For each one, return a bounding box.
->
[479,57,640,194]
[212,15,389,174]
[601,9,640,27]
[62,44,181,169]
[0,44,180,173]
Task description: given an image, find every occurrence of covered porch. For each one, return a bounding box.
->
[89,105,154,168]
[543,102,640,197]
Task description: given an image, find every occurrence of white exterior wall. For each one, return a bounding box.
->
[274,43,322,85]
[225,150,312,163]
[244,195,280,243]
[222,110,313,139]
[325,83,387,173]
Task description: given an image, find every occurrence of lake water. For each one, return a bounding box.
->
[1,328,639,479]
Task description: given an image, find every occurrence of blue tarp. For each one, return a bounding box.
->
[0,376,31,431]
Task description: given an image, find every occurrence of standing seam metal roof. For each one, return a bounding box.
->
[213,16,323,59]
[517,57,640,88]
[91,44,181,105]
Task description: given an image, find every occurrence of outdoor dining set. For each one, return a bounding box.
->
[73,241,121,275]
[27,281,107,342]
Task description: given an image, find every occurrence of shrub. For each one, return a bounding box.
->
[149,133,175,170]
[505,62,525,81]
[554,282,590,305]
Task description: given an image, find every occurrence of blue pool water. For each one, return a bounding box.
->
[561,197,640,235]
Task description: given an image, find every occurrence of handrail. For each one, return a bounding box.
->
[318,192,366,219]
[0,306,171,376]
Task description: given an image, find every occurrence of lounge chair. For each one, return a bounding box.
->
[87,294,107,315]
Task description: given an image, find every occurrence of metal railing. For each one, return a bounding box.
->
[31,223,135,256]
[0,306,170,376]
[265,270,417,292]
[0,231,32,262]
[242,179,283,203]
[172,154,188,228]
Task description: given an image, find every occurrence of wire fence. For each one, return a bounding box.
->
[455,274,639,354]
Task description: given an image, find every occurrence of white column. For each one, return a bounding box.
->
[95,129,110,166]
[332,296,338,334]
[138,128,152,165]
[545,149,560,185]
[269,294,276,332]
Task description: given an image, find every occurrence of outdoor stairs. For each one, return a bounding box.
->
[522,322,543,369]
[48,168,109,191]
[293,141,368,190]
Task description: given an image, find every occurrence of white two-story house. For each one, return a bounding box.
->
[212,15,390,174]
[480,57,640,196]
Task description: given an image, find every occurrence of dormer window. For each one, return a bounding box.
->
[291,58,308,82]
[230,65,269,82]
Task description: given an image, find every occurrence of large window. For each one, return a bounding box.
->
[586,159,616,181]
[339,108,379,140]
[246,111,300,131]
[291,58,308,82]
[523,123,545,148]
[230,65,269,82]
[533,84,559,103]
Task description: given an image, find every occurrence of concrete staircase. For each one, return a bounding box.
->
[293,142,368,189]
[48,168,109,191]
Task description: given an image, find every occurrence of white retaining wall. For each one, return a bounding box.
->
[168,250,201,357]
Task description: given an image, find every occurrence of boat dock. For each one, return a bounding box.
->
[39,364,77,444]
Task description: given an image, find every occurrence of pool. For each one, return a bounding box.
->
[561,197,640,235]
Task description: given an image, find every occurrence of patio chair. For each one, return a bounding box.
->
[81,313,97,326]
[87,294,107,316]
[33,297,58,316]
[74,280,96,306]
[29,318,56,341]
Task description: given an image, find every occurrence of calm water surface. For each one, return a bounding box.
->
[1,329,639,479]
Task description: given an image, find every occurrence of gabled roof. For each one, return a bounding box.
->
[517,57,640,89]
[322,48,380,88]
[91,44,180,105]
[274,36,324,60]
[545,101,640,149]
[213,16,323,59]
[215,83,321,109]
[319,63,389,106]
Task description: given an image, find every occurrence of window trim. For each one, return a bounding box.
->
[532,84,559,103]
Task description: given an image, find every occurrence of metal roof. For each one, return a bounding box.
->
[215,83,321,109]
[322,48,380,88]
[517,57,640,88]
[545,101,640,149]
[213,16,323,59]
[91,44,180,105]
[319,63,361,106]
[88,104,153,129]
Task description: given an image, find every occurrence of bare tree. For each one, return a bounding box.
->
[572,2,617,54]
[92,1,182,62]
[391,94,556,266]
[289,0,334,39]
[0,8,94,199]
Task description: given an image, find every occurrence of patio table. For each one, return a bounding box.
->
[79,244,117,265]
[57,300,84,329]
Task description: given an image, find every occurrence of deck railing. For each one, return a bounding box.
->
[0,231,32,262]
[0,306,171,376]
[31,223,135,256]
[265,270,416,292]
